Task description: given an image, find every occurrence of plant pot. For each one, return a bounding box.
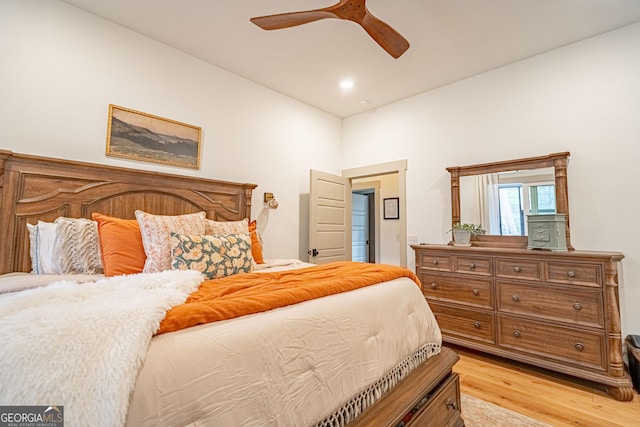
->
[453,230,472,246]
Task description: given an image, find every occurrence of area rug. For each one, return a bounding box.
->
[461,393,553,427]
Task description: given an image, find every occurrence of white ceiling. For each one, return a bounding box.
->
[62,0,640,118]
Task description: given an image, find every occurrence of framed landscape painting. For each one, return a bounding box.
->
[106,104,201,169]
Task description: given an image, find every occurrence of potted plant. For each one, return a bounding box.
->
[451,223,485,246]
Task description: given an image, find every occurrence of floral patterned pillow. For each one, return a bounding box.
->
[171,232,253,279]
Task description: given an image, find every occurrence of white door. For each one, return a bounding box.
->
[309,170,352,264]
[352,193,369,262]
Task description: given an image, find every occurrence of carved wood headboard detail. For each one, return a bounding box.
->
[0,150,257,274]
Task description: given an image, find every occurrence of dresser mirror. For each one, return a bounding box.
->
[446,152,572,249]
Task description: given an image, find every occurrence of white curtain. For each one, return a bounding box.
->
[477,174,500,234]
[460,174,500,234]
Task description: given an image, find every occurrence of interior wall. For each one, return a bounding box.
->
[377,173,401,266]
[341,22,640,338]
[0,0,343,260]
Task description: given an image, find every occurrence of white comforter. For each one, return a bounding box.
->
[0,260,442,427]
[127,268,441,426]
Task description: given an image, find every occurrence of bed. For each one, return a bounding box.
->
[0,150,463,427]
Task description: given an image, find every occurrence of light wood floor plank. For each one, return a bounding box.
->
[452,346,640,427]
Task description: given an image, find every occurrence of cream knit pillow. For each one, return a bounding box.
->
[54,217,103,275]
[204,218,249,235]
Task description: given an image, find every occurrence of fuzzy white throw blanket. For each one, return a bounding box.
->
[0,270,204,427]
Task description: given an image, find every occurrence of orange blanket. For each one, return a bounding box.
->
[157,261,421,335]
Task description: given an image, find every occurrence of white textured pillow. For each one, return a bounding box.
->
[26,219,102,275]
[135,210,207,273]
[26,221,61,274]
[54,217,103,275]
[205,218,249,235]
[27,223,41,274]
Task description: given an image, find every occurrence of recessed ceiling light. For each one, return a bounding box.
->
[340,80,354,89]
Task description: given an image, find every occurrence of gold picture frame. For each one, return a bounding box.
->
[106,104,201,169]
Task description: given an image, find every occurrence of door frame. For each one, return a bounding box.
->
[343,159,408,267]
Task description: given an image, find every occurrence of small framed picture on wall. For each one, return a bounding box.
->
[383,197,399,220]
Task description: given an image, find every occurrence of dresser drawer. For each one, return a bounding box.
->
[430,302,495,345]
[454,256,492,276]
[529,240,558,250]
[407,373,461,427]
[497,281,604,328]
[422,273,493,309]
[495,258,543,281]
[530,223,551,242]
[418,253,452,272]
[546,262,601,288]
[498,316,605,371]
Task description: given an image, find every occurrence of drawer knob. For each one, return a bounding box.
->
[446,399,458,411]
[432,260,438,265]
[472,288,480,296]
[513,330,521,338]
[514,266,521,273]
[430,282,438,289]
[473,321,481,329]
[511,294,520,302]
[469,263,476,270]
[575,343,585,352]
[567,270,576,278]
[573,302,583,311]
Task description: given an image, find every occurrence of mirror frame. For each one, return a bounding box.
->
[446,152,572,250]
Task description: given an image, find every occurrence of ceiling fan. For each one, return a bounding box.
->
[250,0,410,59]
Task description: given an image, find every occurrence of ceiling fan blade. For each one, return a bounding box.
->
[251,0,410,59]
[250,10,334,30]
[360,12,410,59]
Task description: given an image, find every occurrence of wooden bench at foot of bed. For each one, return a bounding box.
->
[351,346,463,427]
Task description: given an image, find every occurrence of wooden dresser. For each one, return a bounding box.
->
[411,244,634,400]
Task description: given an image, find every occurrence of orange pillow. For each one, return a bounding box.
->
[248,220,264,264]
[92,213,147,276]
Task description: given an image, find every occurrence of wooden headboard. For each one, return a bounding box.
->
[0,150,256,274]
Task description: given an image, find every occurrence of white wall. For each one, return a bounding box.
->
[378,173,401,265]
[0,0,343,260]
[342,23,640,338]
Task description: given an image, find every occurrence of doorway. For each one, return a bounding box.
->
[308,159,407,267]
[352,189,376,263]
[343,160,407,267]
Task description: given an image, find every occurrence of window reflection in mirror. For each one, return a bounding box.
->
[459,167,555,236]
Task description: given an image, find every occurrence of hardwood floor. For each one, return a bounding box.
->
[451,345,640,427]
